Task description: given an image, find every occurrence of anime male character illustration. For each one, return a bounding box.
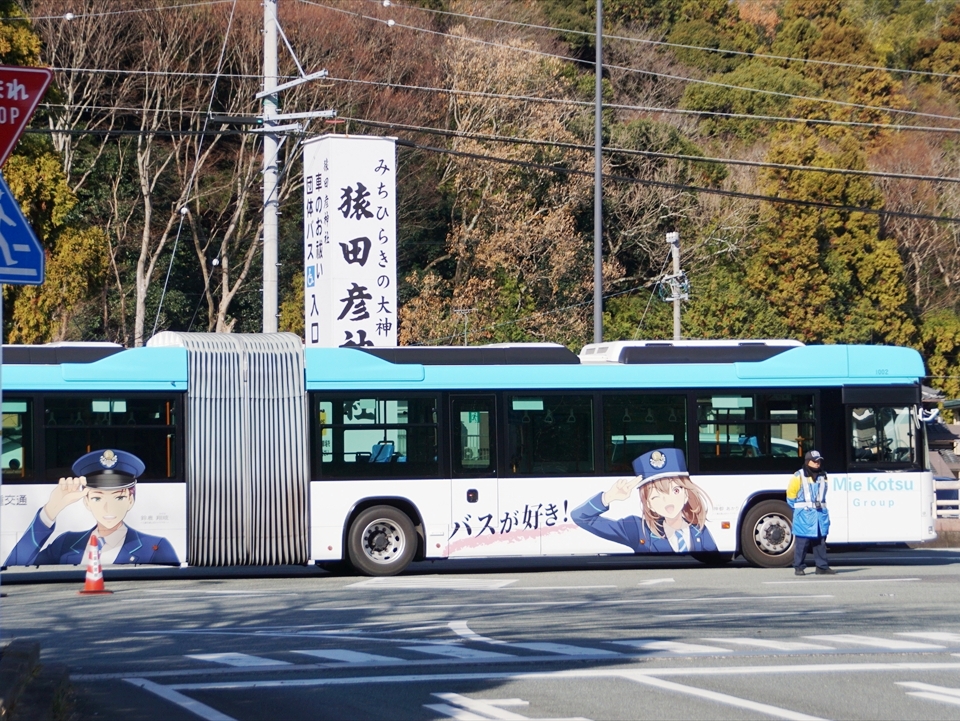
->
[572,448,717,553]
[4,449,179,566]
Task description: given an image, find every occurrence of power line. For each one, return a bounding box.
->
[299,0,960,125]
[388,137,960,225]
[25,0,236,21]
[27,112,960,186]
[343,116,960,185]
[41,68,960,136]
[374,0,960,83]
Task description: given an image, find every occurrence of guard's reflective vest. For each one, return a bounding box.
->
[786,469,830,538]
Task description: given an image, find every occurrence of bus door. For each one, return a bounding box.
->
[449,395,499,557]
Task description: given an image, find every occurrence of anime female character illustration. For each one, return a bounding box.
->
[572,448,717,553]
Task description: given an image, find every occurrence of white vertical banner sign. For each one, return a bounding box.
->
[302,135,397,347]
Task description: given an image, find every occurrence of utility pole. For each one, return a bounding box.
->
[593,0,604,344]
[664,231,687,340]
[262,0,280,333]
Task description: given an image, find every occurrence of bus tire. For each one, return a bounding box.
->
[740,500,794,568]
[347,506,416,576]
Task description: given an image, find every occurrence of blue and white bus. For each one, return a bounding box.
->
[0,333,935,575]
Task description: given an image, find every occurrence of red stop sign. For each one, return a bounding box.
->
[0,65,52,168]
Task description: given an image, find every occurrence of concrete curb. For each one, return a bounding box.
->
[0,639,71,721]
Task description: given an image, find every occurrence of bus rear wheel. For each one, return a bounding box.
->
[741,500,794,568]
[348,506,416,576]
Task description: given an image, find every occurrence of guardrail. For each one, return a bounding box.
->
[936,478,960,518]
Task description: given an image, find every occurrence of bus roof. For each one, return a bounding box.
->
[302,343,923,392]
[0,340,925,393]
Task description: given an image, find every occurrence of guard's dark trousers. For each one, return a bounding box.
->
[793,535,828,571]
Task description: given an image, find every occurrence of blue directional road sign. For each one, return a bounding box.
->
[0,173,43,285]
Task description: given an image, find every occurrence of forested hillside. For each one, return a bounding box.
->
[6,0,960,394]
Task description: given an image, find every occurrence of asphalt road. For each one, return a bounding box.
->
[5,548,960,720]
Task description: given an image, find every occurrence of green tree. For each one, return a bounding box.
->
[746,128,916,344]
[681,60,815,142]
[919,310,960,407]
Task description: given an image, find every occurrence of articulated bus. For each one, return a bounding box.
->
[0,333,935,575]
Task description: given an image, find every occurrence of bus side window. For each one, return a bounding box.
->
[697,393,815,473]
[2,399,33,481]
[451,396,495,478]
[506,395,593,476]
[603,395,686,474]
[315,395,440,479]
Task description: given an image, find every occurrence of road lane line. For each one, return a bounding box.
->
[186,653,291,667]
[622,673,827,721]
[348,577,517,590]
[903,691,960,708]
[449,620,510,645]
[421,702,485,719]
[613,640,731,654]
[897,632,960,644]
[427,693,539,721]
[898,681,960,699]
[804,634,945,650]
[505,586,617,590]
[404,645,516,660]
[293,650,401,663]
[638,578,675,586]
[512,642,618,656]
[163,661,960,691]
[703,637,833,651]
[764,578,920,585]
[125,678,236,721]
[304,594,833,612]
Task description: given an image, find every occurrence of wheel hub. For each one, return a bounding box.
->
[362,520,404,563]
[754,514,792,554]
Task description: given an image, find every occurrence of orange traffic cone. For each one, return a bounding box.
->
[79,532,112,595]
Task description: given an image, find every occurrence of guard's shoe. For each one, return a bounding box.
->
[815,567,837,575]
[794,568,805,576]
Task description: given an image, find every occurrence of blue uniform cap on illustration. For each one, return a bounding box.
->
[72,449,145,489]
[632,448,689,484]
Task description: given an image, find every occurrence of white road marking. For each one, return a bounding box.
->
[422,704,483,720]
[804,634,945,650]
[506,586,616,590]
[897,632,960,645]
[653,610,839,621]
[703,637,833,651]
[613,639,731,654]
[903,692,960,708]
[293,649,401,664]
[348,577,517,590]
[512,642,618,657]
[141,589,298,597]
[405,645,515,660]
[186,653,291,667]
[623,672,827,721]
[305,594,834,613]
[764,577,921,585]
[425,693,587,721]
[126,678,237,721]
[449,620,510,645]
[163,661,960,692]
[425,693,531,720]
[638,578,675,586]
[898,682,960,707]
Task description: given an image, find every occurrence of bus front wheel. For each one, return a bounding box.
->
[740,500,794,568]
[348,506,416,576]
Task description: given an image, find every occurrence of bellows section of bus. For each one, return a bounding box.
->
[148,332,310,566]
